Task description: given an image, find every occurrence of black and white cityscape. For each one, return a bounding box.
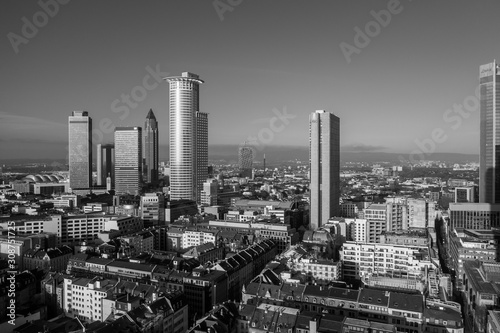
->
[1,1,500,333]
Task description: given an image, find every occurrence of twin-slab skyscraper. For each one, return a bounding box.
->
[68,72,207,201]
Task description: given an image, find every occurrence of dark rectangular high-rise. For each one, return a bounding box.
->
[196,111,208,203]
[480,61,500,203]
[96,144,114,187]
[144,109,159,184]
[68,111,92,191]
[309,110,340,230]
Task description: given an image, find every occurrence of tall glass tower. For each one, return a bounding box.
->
[114,127,142,195]
[165,72,206,202]
[309,110,340,230]
[68,111,92,191]
[480,61,500,203]
[144,109,159,184]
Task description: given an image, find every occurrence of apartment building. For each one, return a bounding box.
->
[63,277,116,322]
[340,241,435,280]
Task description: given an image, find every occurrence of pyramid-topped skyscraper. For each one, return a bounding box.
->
[144,108,159,184]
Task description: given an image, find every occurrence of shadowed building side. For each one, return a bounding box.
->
[144,109,159,184]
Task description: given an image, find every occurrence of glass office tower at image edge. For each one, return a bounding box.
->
[480,61,500,204]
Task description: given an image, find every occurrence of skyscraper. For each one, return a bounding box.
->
[480,61,500,204]
[96,144,114,187]
[239,146,253,178]
[68,111,92,191]
[144,109,159,184]
[114,127,142,194]
[309,110,340,230]
[165,72,206,202]
[196,111,208,203]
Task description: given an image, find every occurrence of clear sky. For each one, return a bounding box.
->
[1,0,500,160]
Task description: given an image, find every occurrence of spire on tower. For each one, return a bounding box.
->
[146,108,156,120]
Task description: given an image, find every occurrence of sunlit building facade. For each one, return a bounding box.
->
[69,111,92,190]
[165,72,205,202]
[114,127,142,194]
[309,110,340,230]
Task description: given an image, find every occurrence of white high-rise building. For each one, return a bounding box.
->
[63,277,116,322]
[68,111,92,190]
[201,178,218,206]
[165,72,206,202]
[309,110,340,230]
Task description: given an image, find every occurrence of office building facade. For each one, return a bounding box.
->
[239,146,253,178]
[114,127,142,194]
[448,203,500,230]
[309,110,340,230]
[196,111,208,203]
[480,61,500,203]
[143,109,159,184]
[96,144,114,187]
[68,111,92,190]
[165,72,205,202]
[140,192,165,224]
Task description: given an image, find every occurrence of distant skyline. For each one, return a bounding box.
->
[2,1,500,160]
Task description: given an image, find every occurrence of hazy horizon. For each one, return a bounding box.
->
[2,1,500,160]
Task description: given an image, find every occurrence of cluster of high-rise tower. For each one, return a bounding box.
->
[66,71,341,224]
[68,72,206,200]
[67,61,498,226]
